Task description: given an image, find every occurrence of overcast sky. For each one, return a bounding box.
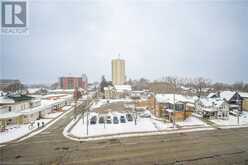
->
[1,0,248,84]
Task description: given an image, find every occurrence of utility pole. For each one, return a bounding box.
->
[172,79,176,128]
[173,91,176,128]
[135,102,137,125]
[86,109,89,135]
[237,97,240,125]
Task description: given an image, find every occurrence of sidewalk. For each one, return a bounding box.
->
[0,105,74,145]
[64,123,214,142]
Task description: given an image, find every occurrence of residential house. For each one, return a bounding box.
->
[209,91,242,112]
[154,94,195,122]
[195,98,229,120]
[239,92,248,112]
[104,86,117,99]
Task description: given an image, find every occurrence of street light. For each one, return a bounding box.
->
[173,91,176,128]
[134,102,137,125]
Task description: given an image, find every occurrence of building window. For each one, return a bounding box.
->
[8,106,12,112]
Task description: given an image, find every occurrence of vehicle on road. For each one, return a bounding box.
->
[120,116,126,123]
[113,116,119,124]
[90,116,97,124]
[126,114,133,121]
[99,116,105,124]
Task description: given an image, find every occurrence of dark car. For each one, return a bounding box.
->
[113,116,119,124]
[99,116,105,124]
[90,116,97,125]
[120,116,126,123]
[126,114,133,121]
[106,116,112,124]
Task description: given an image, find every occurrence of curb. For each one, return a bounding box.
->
[65,124,212,141]
[0,106,74,145]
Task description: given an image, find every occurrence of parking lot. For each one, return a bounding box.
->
[70,110,173,137]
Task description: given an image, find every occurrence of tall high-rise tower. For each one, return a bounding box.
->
[112,57,125,85]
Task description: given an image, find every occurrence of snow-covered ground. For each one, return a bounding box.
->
[210,111,248,128]
[0,119,50,144]
[43,112,63,119]
[70,114,172,137]
[68,111,209,138]
[177,117,209,127]
[0,105,73,144]
[90,99,133,110]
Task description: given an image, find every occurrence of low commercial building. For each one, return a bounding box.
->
[114,85,132,98]
[0,94,73,130]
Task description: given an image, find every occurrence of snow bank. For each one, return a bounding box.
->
[0,119,50,144]
[210,111,248,127]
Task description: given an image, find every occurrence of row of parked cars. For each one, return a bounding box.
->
[90,114,134,125]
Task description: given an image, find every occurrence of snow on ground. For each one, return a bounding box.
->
[70,112,174,138]
[62,105,72,111]
[0,105,73,144]
[90,99,133,110]
[210,111,248,127]
[0,119,50,144]
[43,112,63,119]
[177,116,209,127]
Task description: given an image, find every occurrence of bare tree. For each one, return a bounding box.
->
[192,77,211,98]
[2,82,25,93]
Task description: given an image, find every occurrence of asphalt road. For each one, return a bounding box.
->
[1,108,248,165]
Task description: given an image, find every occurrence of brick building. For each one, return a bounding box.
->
[59,75,87,90]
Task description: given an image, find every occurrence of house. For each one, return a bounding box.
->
[219,91,242,112]
[154,94,195,122]
[135,95,155,111]
[104,86,117,99]
[195,98,229,120]
[239,92,248,112]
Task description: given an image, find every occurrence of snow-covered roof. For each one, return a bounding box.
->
[220,91,236,101]
[207,92,217,98]
[155,94,195,104]
[27,88,41,94]
[114,85,132,92]
[0,96,15,104]
[104,86,115,90]
[0,112,21,119]
[198,98,226,107]
[239,92,248,98]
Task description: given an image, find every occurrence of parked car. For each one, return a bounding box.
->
[113,116,119,124]
[229,110,241,117]
[90,116,97,124]
[99,116,105,124]
[106,116,112,124]
[139,110,151,118]
[126,114,133,121]
[120,116,126,123]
